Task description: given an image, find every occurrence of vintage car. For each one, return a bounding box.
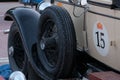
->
[4,0,120,79]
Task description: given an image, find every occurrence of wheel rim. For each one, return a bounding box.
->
[39,19,59,67]
[9,32,25,69]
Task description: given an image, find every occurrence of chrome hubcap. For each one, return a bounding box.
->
[40,40,45,50]
[9,46,14,55]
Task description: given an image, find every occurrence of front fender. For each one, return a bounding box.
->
[4,7,40,57]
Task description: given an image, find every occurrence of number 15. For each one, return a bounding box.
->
[96,31,105,49]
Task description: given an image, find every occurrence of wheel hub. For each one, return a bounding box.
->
[9,46,14,56]
[40,40,45,50]
[40,37,56,50]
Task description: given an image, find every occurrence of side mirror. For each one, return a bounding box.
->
[81,0,87,6]
[69,0,88,6]
[37,1,52,13]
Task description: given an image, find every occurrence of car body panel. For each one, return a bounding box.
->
[54,0,120,71]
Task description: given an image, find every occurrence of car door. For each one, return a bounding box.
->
[86,0,120,71]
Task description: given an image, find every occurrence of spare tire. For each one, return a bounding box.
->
[8,22,28,75]
[36,6,76,79]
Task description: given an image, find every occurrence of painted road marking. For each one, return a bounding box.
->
[0,15,4,17]
[0,29,10,34]
[0,57,9,63]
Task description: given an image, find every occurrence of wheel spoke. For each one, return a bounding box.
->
[39,19,59,67]
[11,32,26,70]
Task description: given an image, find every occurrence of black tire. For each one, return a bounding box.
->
[8,22,28,75]
[27,62,43,80]
[36,6,76,79]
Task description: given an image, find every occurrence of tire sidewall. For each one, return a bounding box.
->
[8,22,28,74]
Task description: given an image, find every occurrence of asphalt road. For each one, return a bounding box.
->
[0,2,22,65]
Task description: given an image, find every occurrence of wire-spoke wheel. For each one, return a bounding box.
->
[35,6,76,79]
[8,22,28,75]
